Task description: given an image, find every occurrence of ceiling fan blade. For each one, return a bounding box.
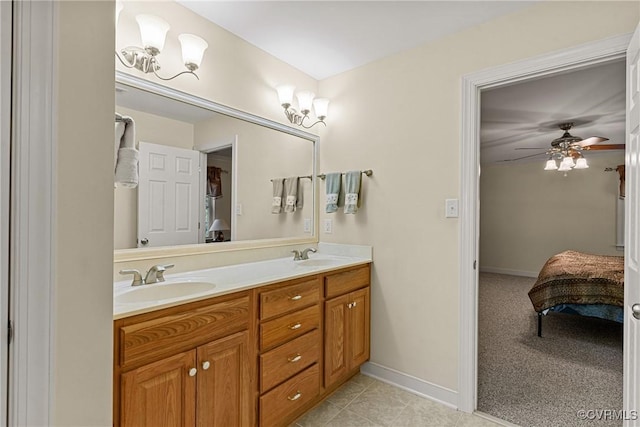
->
[576,136,609,147]
[499,152,546,162]
[584,144,625,151]
[515,147,548,150]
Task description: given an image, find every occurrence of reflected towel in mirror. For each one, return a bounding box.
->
[272,178,284,214]
[283,177,299,213]
[114,113,139,188]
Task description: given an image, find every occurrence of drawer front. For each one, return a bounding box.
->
[120,296,249,368]
[260,305,320,351]
[325,265,370,299]
[260,278,321,320]
[259,364,320,427]
[260,329,320,393]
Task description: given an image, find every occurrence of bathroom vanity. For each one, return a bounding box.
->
[113,255,371,427]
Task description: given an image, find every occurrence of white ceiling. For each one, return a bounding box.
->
[177,1,536,80]
[481,60,626,164]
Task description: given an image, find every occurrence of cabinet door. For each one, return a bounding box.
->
[324,294,349,387]
[197,331,252,427]
[121,351,196,427]
[349,287,370,368]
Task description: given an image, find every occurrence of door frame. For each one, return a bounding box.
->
[458,33,632,412]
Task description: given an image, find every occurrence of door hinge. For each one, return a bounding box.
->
[8,320,13,345]
[473,260,477,270]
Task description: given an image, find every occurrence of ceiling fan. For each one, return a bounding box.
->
[506,122,624,170]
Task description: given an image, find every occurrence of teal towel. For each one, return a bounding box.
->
[271,178,284,214]
[344,171,361,214]
[325,172,341,213]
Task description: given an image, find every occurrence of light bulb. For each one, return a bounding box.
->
[561,156,575,168]
[296,91,315,115]
[178,34,208,71]
[136,14,170,53]
[276,85,295,108]
[544,159,557,171]
[574,157,589,169]
[313,98,329,121]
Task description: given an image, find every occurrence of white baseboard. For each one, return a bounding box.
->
[359,362,458,409]
[479,266,538,278]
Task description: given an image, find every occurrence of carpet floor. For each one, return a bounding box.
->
[477,273,623,427]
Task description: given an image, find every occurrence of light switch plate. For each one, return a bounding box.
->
[304,218,312,233]
[235,203,243,216]
[324,219,333,234]
[445,199,459,218]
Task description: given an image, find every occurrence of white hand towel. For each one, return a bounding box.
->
[115,114,139,188]
[283,177,298,213]
[271,178,284,214]
[344,171,361,214]
[325,172,341,213]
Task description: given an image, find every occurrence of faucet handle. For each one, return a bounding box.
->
[119,269,144,286]
[291,250,302,261]
[155,264,174,282]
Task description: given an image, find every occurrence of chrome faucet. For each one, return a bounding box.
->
[119,263,174,286]
[144,264,175,284]
[300,248,317,260]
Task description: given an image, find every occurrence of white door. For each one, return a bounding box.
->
[624,22,640,426]
[138,142,201,248]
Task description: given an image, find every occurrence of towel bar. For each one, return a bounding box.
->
[317,169,373,180]
[269,175,312,182]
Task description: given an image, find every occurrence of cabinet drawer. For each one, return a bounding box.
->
[260,278,321,320]
[259,364,320,427]
[260,329,320,393]
[260,305,320,351]
[119,295,249,368]
[325,265,370,299]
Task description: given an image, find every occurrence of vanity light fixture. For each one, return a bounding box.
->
[276,85,329,129]
[115,6,208,81]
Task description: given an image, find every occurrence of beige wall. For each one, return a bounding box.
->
[480,153,625,276]
[194,115,314,241]
[114,106,195,249]
[53,1,114,424]
[318,2,639,391]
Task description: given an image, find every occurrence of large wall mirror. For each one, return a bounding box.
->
[114,72,318,260]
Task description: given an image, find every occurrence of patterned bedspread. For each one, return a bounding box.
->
[527,250,624,312]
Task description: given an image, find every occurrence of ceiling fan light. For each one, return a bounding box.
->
[574,157,589,169]
[544,159,558,170]
[558,162,572,172]
[561,156,575,168]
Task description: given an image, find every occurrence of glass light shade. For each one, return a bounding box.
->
[574,157,589,169]
[178,34,208,70]
[544,159,558,170]
[276,85,295,107]
[296,91,315,114]
[208,218,230,233]
[561,156,575,168]
[313,98,330,120]
[116,2,124,26]
[558,162,572,172]
[136,14,170,52]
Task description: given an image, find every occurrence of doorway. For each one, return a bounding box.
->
[458,34,633,415]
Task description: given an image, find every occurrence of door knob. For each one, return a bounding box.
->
[140,238,149,246]
[633,304,640,320]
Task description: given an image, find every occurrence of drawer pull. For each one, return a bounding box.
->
[189,368,197,377]
[287,354,302,363]
[289,323,302,330]
[287,391,302,401]
[202,361,210,370]
[289,295,302,301]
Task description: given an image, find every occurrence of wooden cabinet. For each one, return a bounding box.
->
[114,292,254,427]
[324,267,371,388]
[114,263,371,427]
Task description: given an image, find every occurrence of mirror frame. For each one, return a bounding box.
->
[114,71,319,263]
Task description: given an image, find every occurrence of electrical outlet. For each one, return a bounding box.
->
[445,199,459,218]
[324,218,333,234]
[235,203,243,216]
[303,218,312,233]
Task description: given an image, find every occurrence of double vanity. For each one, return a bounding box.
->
[113,248,372,426]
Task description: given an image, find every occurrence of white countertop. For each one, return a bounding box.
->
[114,245,372,319]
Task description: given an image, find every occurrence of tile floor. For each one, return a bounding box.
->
[293,373,503,427]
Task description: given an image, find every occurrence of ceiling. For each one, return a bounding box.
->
[177,1,536,80]
[480,60,626,164]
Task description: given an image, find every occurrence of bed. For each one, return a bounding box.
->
[527,250,624,337]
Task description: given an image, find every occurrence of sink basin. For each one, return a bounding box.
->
[116,281,216,304]
[295,258,339,268]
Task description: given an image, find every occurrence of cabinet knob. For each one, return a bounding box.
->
[289,295,302,301]
[202,361,210,370]
[352,301,357,307]
[287,391,302,401]
[289,322,302,330]
[347,303,353,309]
[287,354,302,363]
[189,368,197,377]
